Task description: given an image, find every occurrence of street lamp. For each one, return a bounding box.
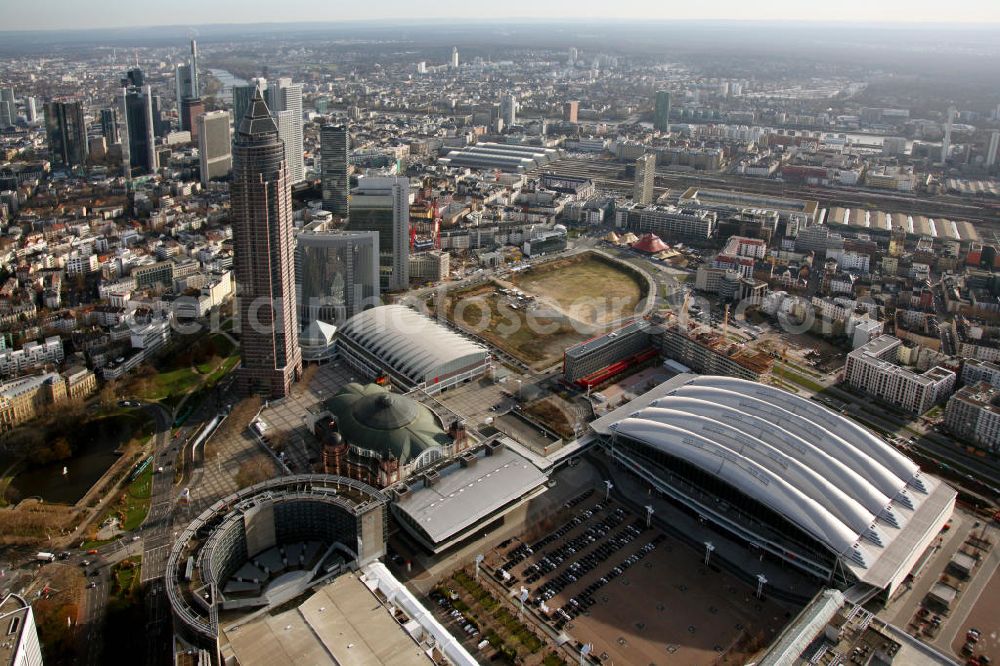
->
[645,505,654,529]
[474,553,484,582]
[604,480,613,502]
[704,541,715,566]
[579,642,593,666]
[518,587,529,618]
[756,574,767,600]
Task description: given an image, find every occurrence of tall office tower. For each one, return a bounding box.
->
[345,176,410,291]
[181,97,205,138]
[121,73,158,175]
[942,105,956,165]
[654,90,671,132]
[0,594,43,666]
[25,97,38,124]
[231,88,301,398]
[320,124,350,216]
[500,93,517,127]
[100,107,120,143]
[189,39,200,98]
[45,98,89,168]
[633,153,656,205]
[197,110,232,184]
[232,78,266,129]
[296,230,379,327]
[0,101,13,128]
[175,63,193,108]
[567,47,578,66]
[0,88,14,127]
[988,130,1000,168]
[266,78,305,184]
[563,100,579,123]
[451,47,459,68]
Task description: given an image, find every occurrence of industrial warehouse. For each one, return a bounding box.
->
[590,374,957,598]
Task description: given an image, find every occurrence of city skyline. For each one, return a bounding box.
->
[5,0,1000,31]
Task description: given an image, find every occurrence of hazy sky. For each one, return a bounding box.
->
[6,0,1000,31]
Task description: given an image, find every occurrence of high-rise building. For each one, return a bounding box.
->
[267,78,305,184]
[564,100,579,123]
[451,47,459,68]
[654,90,671,132]
[941,105,956,165]
[231,88,301,397]
[181,97,204,139]
[346,176,410,291]
[0,87,15,127]
[189,39,200,98]
[175,63,193,108]
[987,130,999,168]
[567,47,578,66]
[25,97,38,124]
[121,71,158,175]
[320,124,350,216]
[45,98,89,168]
[100,107,119,143]
[633,153,655,205]
[232,78,266,130]
[501,93,517,127]
[197,110,232,184]
[296,230,379,327]
[0,594,43,666]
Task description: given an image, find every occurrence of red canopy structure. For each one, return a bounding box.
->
[631,233,669,254]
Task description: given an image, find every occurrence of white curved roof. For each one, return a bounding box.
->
[339,305,488,383]
[597,375,928,561]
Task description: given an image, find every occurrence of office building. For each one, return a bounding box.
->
[563,319,655,385]
[230,88,302,397]
[564,100,579,123]
[232,78,266,130]
[941,106,955,164]
[121,81,158,174]
[451,46,459,68]
[175,63,193,108]
[987,130,999,168]
[945,382,1000,453]
[346,176,410,291]
[25,96,37,124]
[45,98,89,168]
[189,39,200,97]
[100,107,119,143]
[633,153,655,204]
[0,87,14,127]
[267,78,305,184]
[654,90,671,132]
[197,110,232,184]
[180,97,204,139]
[0,594,43,666]
[843,335,956,415]
[591,374,956,595]
[617,203,716,242]
[320,124,350,216]
[500,93,517,127]
[296,230,379,327]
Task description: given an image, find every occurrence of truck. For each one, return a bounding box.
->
[36,552,56,563]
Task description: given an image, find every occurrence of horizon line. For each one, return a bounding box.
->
[4,16,1000,34]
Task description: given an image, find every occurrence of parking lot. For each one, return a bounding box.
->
[486,490,791,665]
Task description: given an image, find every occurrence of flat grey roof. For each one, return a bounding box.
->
[393,442,548,543]
[222,572,430,666]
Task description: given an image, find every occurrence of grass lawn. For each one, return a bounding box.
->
[82,460,153,548]
[772,364,826,393]
[111,556,142,600]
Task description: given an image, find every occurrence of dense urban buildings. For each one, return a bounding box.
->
[230,88,302,397]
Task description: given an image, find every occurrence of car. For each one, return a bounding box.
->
[86,581,97,589]
[80,560,90,567]
[89,569,100,577]
[131,535,141,542]
[87,549,98,555]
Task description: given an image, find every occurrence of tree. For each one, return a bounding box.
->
[235,455,273,489]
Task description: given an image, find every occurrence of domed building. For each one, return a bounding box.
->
[317,382,469,487]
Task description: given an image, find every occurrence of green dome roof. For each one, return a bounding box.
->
[325,383,449,464]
